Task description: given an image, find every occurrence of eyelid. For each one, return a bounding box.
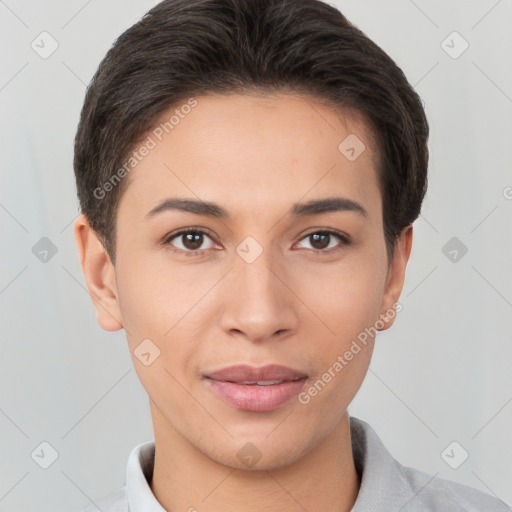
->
[299,228,350,244]
[163,226,216,244]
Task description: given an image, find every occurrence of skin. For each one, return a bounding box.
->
[75,92,413,512]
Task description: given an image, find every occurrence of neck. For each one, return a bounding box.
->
[149,407,360,512]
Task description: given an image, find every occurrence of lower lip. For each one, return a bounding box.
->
[206,378,308,412]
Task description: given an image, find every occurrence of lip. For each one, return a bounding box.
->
[204,364,308,412]
[206,364,308,382]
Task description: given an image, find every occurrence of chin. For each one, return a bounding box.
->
[204,432,314,472]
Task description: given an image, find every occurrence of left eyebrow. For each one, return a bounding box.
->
[290,197,368,218]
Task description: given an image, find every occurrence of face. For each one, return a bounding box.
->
[76,92,411,470]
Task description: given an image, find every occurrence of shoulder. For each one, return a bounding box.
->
[80,485,128,512]
[400,464,509,511]
[349,416,510,512]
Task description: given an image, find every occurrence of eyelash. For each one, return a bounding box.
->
[161,227,351,257]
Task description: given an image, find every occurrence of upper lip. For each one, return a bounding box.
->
[206,364,308,383]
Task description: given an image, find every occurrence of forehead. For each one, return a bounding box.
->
[119,92,382,222]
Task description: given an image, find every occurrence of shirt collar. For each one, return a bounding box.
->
[126,439,165,511]
[126,416,415,511]
[350,416,416,511]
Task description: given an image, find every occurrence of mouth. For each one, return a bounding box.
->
[228,379,296,385]
[204,364,308,412]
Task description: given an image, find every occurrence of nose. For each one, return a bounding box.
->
[220,246,299,344]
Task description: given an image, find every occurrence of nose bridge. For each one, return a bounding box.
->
[234,241,282,307]
[221,239,297,341]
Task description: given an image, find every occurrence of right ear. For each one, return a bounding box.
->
[73,214,123,331]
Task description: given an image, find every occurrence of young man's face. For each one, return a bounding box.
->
[75,93,411,470]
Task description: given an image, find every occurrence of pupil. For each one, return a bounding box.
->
[184,232,203,250]
[311,233,329,249]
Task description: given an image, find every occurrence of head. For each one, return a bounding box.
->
[74,0,428,470]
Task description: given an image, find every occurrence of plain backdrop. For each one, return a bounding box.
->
[1,1,511,510]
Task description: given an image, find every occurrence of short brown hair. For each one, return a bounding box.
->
[73,0,429,265]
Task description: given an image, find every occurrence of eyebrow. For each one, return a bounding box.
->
[145,196,368,220]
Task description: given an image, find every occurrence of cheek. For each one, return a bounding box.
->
[295,265,383,413]
[290,252,386,406]
[114,262,196,406]
[115,250,200,340]
[294,256,387,341]
[114,254,207,389]
[115,271,160,343]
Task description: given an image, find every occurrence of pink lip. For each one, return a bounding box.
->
[206,364,308,382]
[205,364,308,412]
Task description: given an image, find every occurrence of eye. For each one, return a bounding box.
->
[296,230,350,253]
[163,228,217,254]
[162,228,350,256]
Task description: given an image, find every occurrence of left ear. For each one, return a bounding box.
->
[377,224,413,331]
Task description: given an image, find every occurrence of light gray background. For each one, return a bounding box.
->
[1,1,511,511]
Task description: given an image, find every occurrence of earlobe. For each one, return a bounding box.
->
[73,214,123,332]
[377,224,413,331]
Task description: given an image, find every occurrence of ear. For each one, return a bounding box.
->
[73,214,123,331]
[377,224,413,331]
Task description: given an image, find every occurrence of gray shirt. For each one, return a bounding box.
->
[81,416,509,511]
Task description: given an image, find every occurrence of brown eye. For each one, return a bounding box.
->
[164,229,216,253]
[309,233,330,250]
[297,230,349,253]
[181,232,204,250]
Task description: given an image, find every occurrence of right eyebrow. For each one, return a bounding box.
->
[145,198,229,220]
